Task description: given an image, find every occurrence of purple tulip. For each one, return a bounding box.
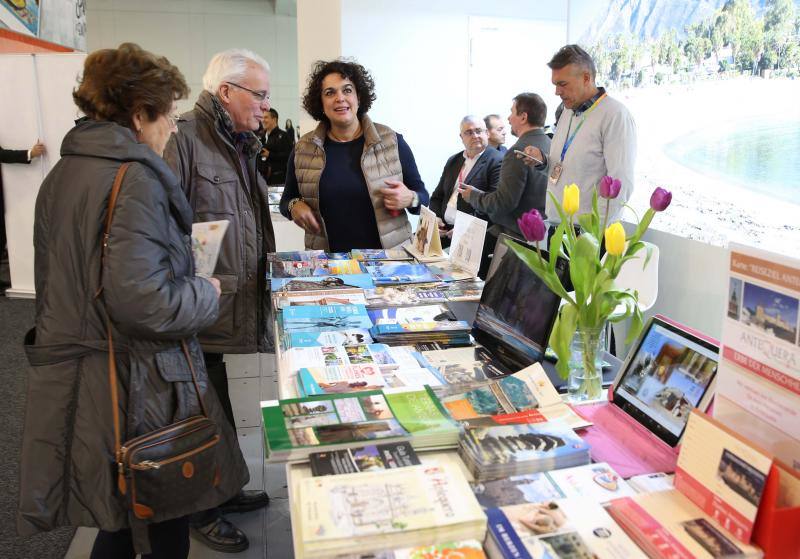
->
[650,187,672,212]
[598,176,622,199]
[517,208,547,242]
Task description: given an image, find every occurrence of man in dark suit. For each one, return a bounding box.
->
[257,108,292,185]
[429,115,502,246]
[484,114,508,153]
[1,141,45,282]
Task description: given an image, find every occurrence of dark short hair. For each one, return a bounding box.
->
[302,59,376,124]
[547,44,596,80]
[483,114,502,130]
[73,43,188,128]
[268,108,279,120]
[512,93,547,127]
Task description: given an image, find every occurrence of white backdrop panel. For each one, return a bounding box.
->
[0,52,86,296]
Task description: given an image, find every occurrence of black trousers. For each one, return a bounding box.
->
[189,352,236,527]
[90,516,189,559]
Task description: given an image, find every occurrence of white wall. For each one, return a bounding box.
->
[86,0,300,127]
[338,0,568,195]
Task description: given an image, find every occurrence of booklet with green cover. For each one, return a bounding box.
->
[261,386,458,462]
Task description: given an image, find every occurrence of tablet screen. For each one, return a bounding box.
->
[613,318,719,446]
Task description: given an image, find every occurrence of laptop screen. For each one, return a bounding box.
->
[612,316,719,446]
[473,234,568,368]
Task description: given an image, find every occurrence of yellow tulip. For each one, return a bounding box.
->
[562,183,580,216]
[605,222,626,256]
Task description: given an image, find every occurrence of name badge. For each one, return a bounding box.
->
[549,162,563,184]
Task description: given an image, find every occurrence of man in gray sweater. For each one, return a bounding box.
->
[524,45,637,222]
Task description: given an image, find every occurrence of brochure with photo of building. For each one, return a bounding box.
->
[364,263,439,285]
[715,243,800,469]
[674,410,773,543]
[270,258,365,278]
[271,273,375,292]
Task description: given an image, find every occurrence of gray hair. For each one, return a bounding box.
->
[460,115,483,129]
[203,48,271,94]
[547,44,596,80]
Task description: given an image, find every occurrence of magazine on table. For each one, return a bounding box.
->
[364,262,439,285]
[485,498,647,559]
[278,304,373,333]
[472,462,634,509]
[271,273,375,292]
[261,386,459,462]
[282,328,373,349]
[296,462,486,558]
[269,258,364,278]
[309,441,420,476]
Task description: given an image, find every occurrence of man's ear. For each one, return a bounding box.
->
[217,83,231,104]
[520,112,529,126]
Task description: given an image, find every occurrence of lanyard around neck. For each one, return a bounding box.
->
[559,93,607,162]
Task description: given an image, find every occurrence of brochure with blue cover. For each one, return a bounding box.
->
[280,304,373,333]
[364,263,438,285]
[271,273,374,291]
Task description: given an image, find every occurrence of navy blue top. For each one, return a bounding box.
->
[280,132,428,253]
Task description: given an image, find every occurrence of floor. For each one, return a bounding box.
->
[63,354,293,559]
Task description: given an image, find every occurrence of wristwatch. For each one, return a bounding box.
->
[288,197,304,217]
[411,192,420,208]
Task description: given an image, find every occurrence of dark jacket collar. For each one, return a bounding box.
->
[195,90,262,158]
[60,119,193,232]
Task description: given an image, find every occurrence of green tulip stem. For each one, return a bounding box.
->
[601,199,610,252]
[573,327,603,401]
[535,241,544,265]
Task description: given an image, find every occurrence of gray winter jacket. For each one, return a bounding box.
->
[164,91,276,354]
[18,120,248,542]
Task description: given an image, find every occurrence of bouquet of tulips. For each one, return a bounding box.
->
[506,178,672,397]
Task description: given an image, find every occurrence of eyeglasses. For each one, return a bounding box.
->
[461,127,486,137]
[225,81,270,102]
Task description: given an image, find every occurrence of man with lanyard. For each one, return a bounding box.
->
[523,44,637,225]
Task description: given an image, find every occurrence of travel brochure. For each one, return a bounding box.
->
[296,462,486,558]
[471,462,635,509]
[269,258,365,278]
[191,219,229,277]
[261,387,459,461]
[279,304,373,333]
[674,410,772,543]
[363,263,439,285]
[459,420,591,482]
[716,243,800,469]
[309,442,420,476]
[485,498,647,559]
[434,363,591,430]
[403,205,446,262]
[606,490,764,559]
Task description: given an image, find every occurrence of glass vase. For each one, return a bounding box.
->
[567,326,605,402]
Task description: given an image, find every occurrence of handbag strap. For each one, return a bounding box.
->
[99,163,209,493]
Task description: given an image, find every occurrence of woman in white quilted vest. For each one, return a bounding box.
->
[280,59,429,251]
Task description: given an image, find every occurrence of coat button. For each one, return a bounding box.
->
[213,176,220,183]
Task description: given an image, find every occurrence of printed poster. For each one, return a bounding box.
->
[715,242,800,471]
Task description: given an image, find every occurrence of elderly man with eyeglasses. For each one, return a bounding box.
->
[164,48,275,554]
[428,115,502,246]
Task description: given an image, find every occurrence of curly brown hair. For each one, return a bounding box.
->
[302,59,376,124]
[73,43,189,128]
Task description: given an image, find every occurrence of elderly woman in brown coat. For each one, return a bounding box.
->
[18,43,248,558]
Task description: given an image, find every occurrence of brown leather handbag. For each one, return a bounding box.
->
[101,163,220,521]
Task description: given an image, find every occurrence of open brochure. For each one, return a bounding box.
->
[191,220,229,277]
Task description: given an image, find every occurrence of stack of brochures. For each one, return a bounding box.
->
[278,304,373,335]
[458,421,591,482]
[484,498,646,559]
[295,461,487,558]
[368,304,472,345]
[363,262,439,285]
[261,386,460,462]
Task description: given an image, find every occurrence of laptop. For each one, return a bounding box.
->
[471,233,615,391]
[575,314,720,478]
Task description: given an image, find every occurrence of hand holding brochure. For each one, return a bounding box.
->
[191,220,229,277]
